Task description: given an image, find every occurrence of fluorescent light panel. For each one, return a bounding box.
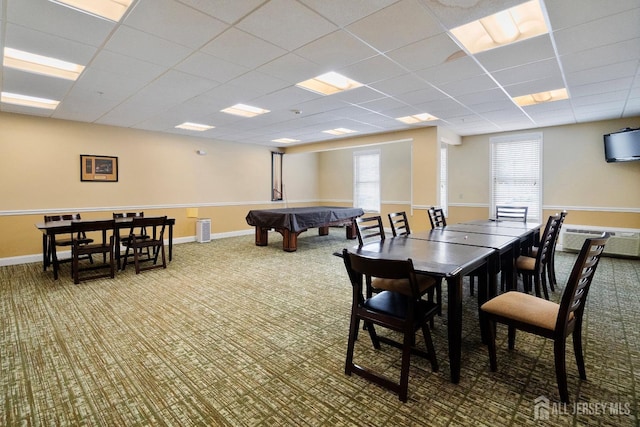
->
[513,88,569,106]
[449,0,548,54]
[322,128,357,136]
[296,72,363,95]
[272,138,300,143]
[49,0,133,22]
[175,122,215,131]
[221,104,270,118]
[1,92,60,110]
[3,48,85,81]
[396,113,438,124]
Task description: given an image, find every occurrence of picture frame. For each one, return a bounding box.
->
[80,154,118,182]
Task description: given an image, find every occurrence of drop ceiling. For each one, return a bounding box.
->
[1,0,639,147]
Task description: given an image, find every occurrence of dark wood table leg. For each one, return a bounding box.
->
[255,226,268,246]
[446,274,463,384]
[168,222,173,261]
[282,229,298,252]
[346,220,357,239]
[42,234,49,271]
[477,260,494,344]
[51,234,59,280]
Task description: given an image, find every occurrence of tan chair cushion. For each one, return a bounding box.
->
[372,274,436,296]
[481,291,561,331]
[516,255,536,271]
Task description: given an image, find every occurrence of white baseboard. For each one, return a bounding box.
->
[0,229,255,267]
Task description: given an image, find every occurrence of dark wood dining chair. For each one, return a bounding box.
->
[481,233,609,403]
[354,215,386,246]
[388,211,443,314]
[388,211,411,237]
[44,213,94,267]
[121,216,167,274]
[530,210,568,292]
[70,219,115,284]
[495,205,528,222]
[514,214,561,299]
[113,212,149,260]
[355,215,441,317]
[427,207,446,228]
[342,249,439,402]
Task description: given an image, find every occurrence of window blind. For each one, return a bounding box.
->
[354,150,380,212]
[490,133,542,222]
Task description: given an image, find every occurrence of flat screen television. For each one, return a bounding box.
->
[603,127,640,163]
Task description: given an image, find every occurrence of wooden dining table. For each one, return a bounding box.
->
[35,217,175,280]
[342,218,541,383]
[346,237,494,384]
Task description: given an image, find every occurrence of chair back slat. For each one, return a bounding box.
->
[496,205,528,222]
[555,233,609,333]
[388,212,411,237]
[355,216,385,246]
[427,207,446,228]
[536,214,561,267]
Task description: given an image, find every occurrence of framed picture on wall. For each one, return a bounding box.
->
[80,155,118,182]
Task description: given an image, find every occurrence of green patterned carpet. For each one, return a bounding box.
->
[1,230,638,426]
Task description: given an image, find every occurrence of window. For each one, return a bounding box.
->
[490,132,542,221]
[439,144,448,216]
[354,150,380,212]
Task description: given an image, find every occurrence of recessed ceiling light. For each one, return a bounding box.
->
[272,138,300,143]
[48,0,133,22]
[175,122,215,131]
[221,104,270,118]
[449,0,548,54]
[296,72,363,96]
[396,113,439,124]
[3,47,85,81]
[322,128,357,136]
[513,88,569,106]
[1,92,60,110]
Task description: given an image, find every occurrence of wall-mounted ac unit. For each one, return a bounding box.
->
[196,219,211,243]
[562,226,640,257]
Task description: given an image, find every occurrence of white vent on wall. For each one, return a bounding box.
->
[562,226,640,257]
[196,219,211,243]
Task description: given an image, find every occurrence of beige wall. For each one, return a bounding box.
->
[0,112,319,260]
[447,118,640,228]
[2,110,639,263]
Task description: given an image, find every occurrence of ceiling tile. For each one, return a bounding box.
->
[201,28,287,69]
[300,0,399,27]
[7,0,114,46]
[4,23,97,65]
[236,0,337,51]
[347,0,442,53]
[294,30,378,71]
[175,0,266,25]
[174,52,249,84]
[387,33,461,72]
[475,36,556,72]
[104,26,192,67]
[124,0,228,49]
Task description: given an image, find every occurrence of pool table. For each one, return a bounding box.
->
[246,206,364,252]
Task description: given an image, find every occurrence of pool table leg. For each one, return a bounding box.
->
[255,226,268,246]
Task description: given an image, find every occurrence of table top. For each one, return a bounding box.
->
[347,237,494,278]
[460,219,541,230]
[409,229,518,252]
[35,216,175,231]
[246,206,364,232]
[441,222,539,238]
